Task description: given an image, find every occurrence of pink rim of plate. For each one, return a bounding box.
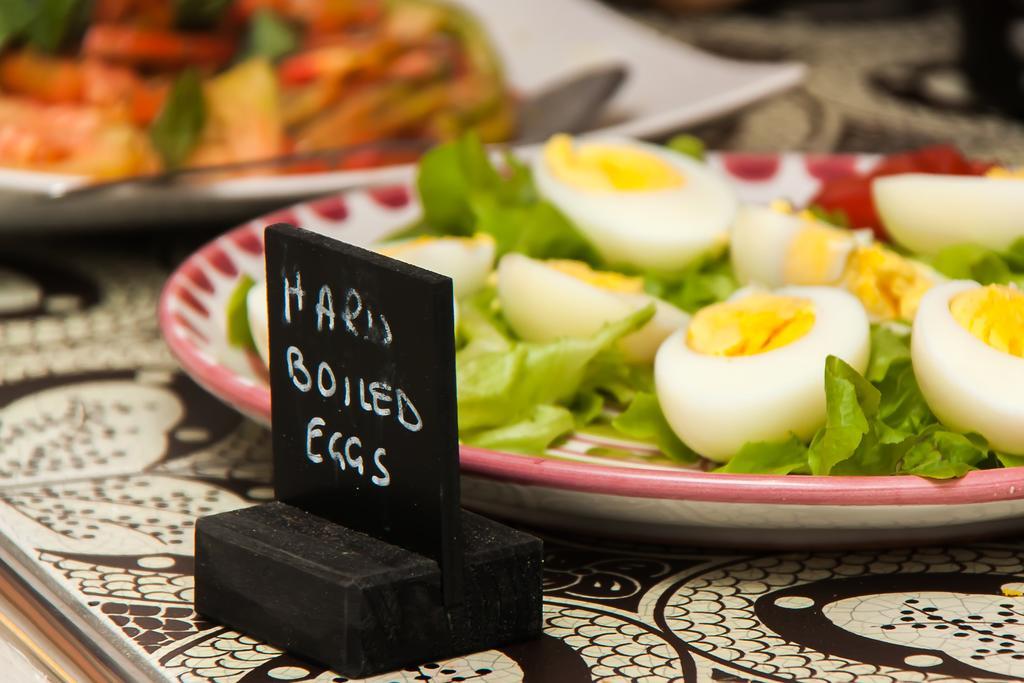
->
[158,154,1024,509]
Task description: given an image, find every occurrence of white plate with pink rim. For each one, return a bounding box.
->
[159,151,1024,549]
[0,0,803,232]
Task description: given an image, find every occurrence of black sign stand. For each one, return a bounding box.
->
[194,225,543,677]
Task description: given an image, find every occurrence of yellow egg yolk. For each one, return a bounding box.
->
[687,293,815,356]
[950,284,1024,357]
[544,134,685,192]
[377,233,493,258]
[840,244,933,321]
[985,166,1024,179]
[547,259,645,293]
[784,219,856,285]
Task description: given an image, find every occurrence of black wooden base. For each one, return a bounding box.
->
[194,502,543,677]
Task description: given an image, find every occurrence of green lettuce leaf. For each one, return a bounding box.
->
[456,305,654,437]
[900,430,989,479]
[874,360,934,435]
[226,274,257,351]
[578,355,653,406]
[929,237,1024,286]
[866,324,911,382]
[455,287,513,359]
[569,391,605,427]
[715,436,809,475]
[997,452,1024,469]
[469,193,599,261]
[462,404,575,454]
[643,251,737,313]
[611,392,697,463]
[410,134,598,261]
[807,356,879,475]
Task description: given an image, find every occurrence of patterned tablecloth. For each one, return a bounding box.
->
[2,3,1024,682]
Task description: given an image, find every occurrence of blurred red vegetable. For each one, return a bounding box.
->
[83,25,238,67]
[810,145,996,240]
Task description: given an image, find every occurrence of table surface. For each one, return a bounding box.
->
[1,2,1024,682]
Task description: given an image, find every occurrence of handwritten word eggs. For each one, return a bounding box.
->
[655,287,870,462]
[497,254,688,363]
[874,169,1024,254]
[912,281,1024,454]
[533,135,737,272]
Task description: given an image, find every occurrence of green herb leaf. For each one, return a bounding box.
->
[665,134,705,160]
[27,0,87,53]
[243,10,299,62]
[612,392,698,463]
[715,436,810,475]
[150,69,207,169]
[0,0,34,49]
[226,274,257,351]
[175,0,232,29]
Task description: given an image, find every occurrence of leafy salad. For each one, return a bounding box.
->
[229,133,1024,479]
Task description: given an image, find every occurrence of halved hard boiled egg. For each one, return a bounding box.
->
[731,203,871,288]
[874,168,1024,255]
[912,281,1024,454]
[730,204,937,321]
[532,135,738,272]
[655,287,870,462]
[374,233,495,299]
[497,253,688,363]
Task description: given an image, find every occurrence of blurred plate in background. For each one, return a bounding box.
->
[0,0,803,232]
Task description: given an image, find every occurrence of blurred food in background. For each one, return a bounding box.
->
[0,0,513,179]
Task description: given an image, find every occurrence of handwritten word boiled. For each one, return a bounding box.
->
[285,345,422,433]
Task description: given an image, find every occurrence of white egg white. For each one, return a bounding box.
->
[912,280,1024,454]
[497,253,689,364]
[654,286,871,462]
[532,138,738,272]
[246,278,270,367]
[374,234,495,299]
[874,174,1024,255]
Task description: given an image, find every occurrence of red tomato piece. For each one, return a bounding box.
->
[808,145,995,240]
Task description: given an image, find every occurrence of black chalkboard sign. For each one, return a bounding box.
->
[265,224,462,603]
